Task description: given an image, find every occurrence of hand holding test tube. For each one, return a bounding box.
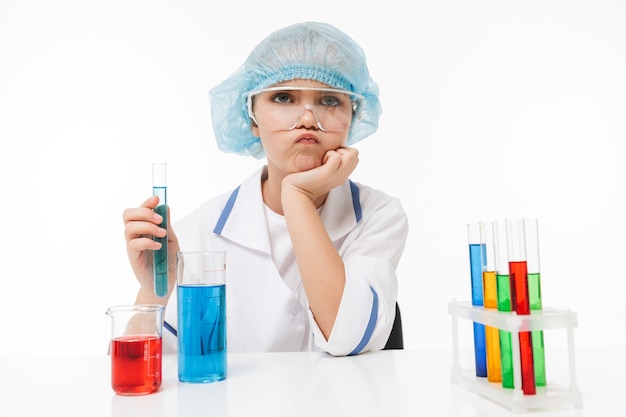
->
[152,163,168,298]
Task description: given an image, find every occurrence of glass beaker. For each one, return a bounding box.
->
[106,304,164,395]
[177,251,227,383]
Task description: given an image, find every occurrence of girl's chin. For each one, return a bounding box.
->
[293,154,323,171]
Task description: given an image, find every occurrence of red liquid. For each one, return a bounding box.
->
[519,332,536,395]
[509,261,530,315]
[111,335,162,395]
[509,261,536,395]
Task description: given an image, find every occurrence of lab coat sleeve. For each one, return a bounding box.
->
[162,287,179,354]
[311,193,409,356]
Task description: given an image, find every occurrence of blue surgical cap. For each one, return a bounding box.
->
[209,21,382,159]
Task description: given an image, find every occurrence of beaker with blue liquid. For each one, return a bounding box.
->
[176,251,227,383]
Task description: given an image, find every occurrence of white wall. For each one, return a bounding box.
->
[1,0,624,357]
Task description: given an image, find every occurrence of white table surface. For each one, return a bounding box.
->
[1,347,624,416]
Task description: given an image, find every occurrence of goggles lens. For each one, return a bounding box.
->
[247,87,363,132]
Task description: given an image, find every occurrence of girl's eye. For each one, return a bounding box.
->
[271,93,293,103]
[320,95,341,107]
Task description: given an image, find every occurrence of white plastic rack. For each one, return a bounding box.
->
[448,300,583,413]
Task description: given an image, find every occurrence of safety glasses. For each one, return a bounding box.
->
[247,86,363,132]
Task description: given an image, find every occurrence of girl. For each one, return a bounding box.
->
[122,21,408,356]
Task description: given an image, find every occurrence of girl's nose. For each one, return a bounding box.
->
[288,104,326,131]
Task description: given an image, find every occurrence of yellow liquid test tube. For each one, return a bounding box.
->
[480,221,502,383]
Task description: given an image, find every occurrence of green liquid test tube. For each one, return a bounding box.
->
[526,218,546,386]
[494,221,514,389]
[152,162,168,298]
[497,273,514,388]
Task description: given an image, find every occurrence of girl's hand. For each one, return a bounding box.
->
[122,196,179,302]
[283,147,359,201]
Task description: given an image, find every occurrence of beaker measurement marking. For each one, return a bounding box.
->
[145,342,159,377]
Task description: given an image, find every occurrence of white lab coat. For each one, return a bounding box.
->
[163,166,408,356]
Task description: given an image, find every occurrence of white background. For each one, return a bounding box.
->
[0,0,624,358]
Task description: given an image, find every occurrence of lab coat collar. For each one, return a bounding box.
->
[213,166,362,253]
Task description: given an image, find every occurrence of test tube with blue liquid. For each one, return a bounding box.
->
[467,222,487,377]
[152,162,168,298]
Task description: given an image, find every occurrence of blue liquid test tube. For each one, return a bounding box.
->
[468,222,487,377]
[152,162,168,298]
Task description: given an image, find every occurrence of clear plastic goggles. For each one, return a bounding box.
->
[247,86,363,132]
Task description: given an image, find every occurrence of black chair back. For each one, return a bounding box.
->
[383,303,403,350]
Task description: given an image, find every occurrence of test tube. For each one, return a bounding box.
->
[467,222,487,378]
[494,220,514,388]
[480,221,502,383]
[506,218,536,395]
[152,162,168,298]
[526,218,547,386]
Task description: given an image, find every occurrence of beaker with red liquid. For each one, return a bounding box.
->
[106,304,164,395]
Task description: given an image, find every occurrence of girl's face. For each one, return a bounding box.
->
[250,79,354,174]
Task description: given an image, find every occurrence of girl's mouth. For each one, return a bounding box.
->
[295,134,319,144]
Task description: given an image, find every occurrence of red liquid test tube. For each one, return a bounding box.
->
[506,218,536,395]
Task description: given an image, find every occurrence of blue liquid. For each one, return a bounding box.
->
[177,284,227,383]
[469,243,487,377]
[152,186,168,298]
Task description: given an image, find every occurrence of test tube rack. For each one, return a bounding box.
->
[448,300,583,413]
